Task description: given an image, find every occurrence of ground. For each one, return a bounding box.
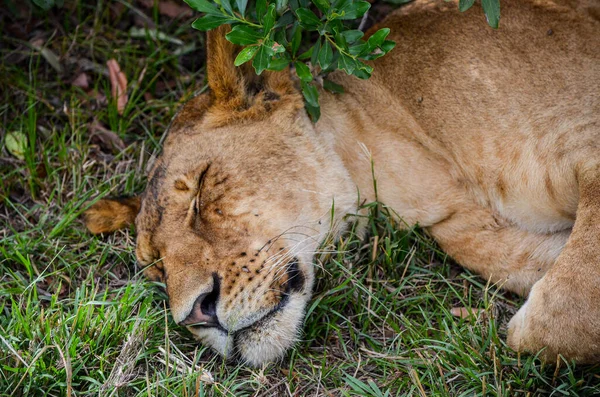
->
[1,1,600,396]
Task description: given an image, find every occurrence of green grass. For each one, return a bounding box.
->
[2,1,600,396]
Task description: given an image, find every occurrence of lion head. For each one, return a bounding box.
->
[84,27,358,366]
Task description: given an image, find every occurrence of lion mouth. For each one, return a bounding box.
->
[189,261,301,334]
[189,292,291,336]
[187,259,308,366]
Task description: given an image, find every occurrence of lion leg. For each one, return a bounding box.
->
[427,203,570,296]
[506,166,600,363]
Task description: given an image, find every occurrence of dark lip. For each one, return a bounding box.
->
[189,322,229,334]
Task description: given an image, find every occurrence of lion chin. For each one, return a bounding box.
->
[188,291,309,367]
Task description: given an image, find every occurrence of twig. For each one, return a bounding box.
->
[359,10,370,31]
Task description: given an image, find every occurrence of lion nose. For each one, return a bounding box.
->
[179,277,220,327]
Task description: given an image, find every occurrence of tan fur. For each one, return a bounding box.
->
[85,0,600,366]
[84,197,140,234]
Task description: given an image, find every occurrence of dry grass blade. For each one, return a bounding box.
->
[450,307,484,319]
[101,319,143,395]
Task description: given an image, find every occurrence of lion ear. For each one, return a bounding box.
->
[206,25,246,102]
[206,26,297,104]
[84,197,141,234]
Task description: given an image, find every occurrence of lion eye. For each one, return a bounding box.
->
[187,197,202,227]
[193,197,200,215]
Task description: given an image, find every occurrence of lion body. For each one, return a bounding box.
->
[319,0,600,295]
[86,0,600,365]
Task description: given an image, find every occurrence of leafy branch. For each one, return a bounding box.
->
[183,0,501,121]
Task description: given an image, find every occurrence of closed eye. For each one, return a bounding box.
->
[187,164,211,225]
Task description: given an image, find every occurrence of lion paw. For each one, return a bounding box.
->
[506,278,600,364]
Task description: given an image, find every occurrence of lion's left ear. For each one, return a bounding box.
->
[84,197,140,234]
[206,25,247,103]
[206,26,299,107]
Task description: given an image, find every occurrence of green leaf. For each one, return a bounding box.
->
[311,38,321,66]
[338,53,356,74]
[226,25,263,45]
[274,29,289,47]
[191,15,233,31]
[359,27,390,56]
[294,61,313,82]
[291,25,302,56]
[363,50,386,61]
[312,0,330,13]
[256,0,267,22]
[298,46,313,60]
[353,61,373,79]
[458,0,475,12]
[305,102,321,122]
[263,3,277,32]
[236,0,248,16]
[32,0,54,10]
[184,0,221,15]
[337,0,370,20]
[276,0,289,14]
[381,40,395,53]
[221,0,234,15]
[234,46,258,66]
[366,28,390,49]
[348,43,366,56]
[331,0,351,13]
[325,19,343,35]
[323,79,344,94]
[296,8,322,29]
[5,131,27,160]
[253,45,270,74]
[334,29,348,50]
[268,56,290,70]
[261,39,276,56]
[275,10,295,28]
[341,30,364,44]
[270,41,286,53]
[318,40,333,69]
[481,0,500,28]
[301,81,319,107]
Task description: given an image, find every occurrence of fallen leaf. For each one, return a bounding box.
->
[72,72,90,89]
[90,90,108,105]
[90,121,126,153]
[129,27,184,45]
[67,57,109,76]
[30,37,63,73]
[450,307,484,319]
[199,370,214,384]
[106,59,128,115]
[138,0,192,18]
[36,162,48,178]
[5,131,28,160]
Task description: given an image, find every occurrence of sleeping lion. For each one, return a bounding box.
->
[85,0,600,367]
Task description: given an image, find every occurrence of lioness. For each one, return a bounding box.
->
[85,0,600,367]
